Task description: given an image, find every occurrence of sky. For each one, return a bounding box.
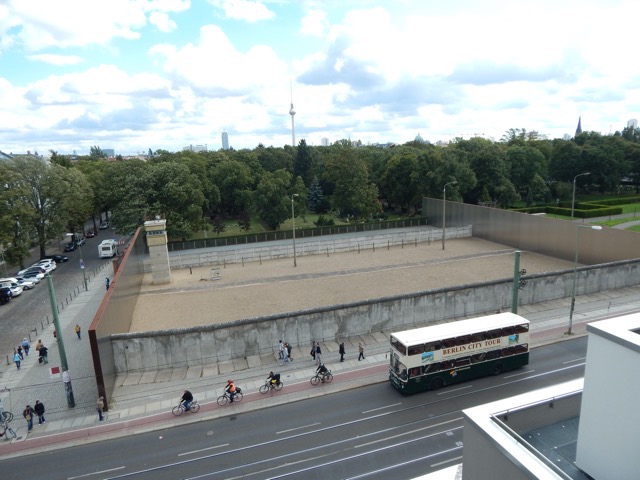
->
[1,0,639,156]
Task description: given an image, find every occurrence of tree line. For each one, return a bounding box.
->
[1,127,639,268]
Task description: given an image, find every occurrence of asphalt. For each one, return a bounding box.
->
[2,261,640,459]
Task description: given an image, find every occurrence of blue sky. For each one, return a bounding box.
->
[1,0,639,155]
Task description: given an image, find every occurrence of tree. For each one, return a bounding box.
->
[381,148,418,213]
[89,146,107,159]
[293,139,314,187]
[307,176,328,213]
[253,169,292,230]
[210,159,254,216]
[506,145,548,204]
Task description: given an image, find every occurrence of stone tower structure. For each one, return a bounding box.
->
[144,218,171,285]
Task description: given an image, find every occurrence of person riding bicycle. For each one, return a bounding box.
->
[226,379,237,402]
[180,390,193,410]
[267,371,281,386]
[316,363,330,382]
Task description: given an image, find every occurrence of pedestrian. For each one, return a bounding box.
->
[286,342,293,362]
[97,396,105,421]
[23,404,33,431]
[310,341,316,362]
[17,345,23,360]
[53,329,57,340]
[21,338,30,356]
[75,323,81,339]
[35,339,43,352]
[14,351,21,370]
[105,277,110,290]
[315,343,322,365]
[39,345,49,364]
[358,342,365,361]
[278,340,285,360]
[34,400,45,425]
[339,341,345,362]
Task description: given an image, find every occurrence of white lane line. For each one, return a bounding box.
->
[436,385,472,395]
[563,357,586,365]
[355,418,463,449]
[178,443,229,456]
[276,422,321,435]
[504,370,535,379]
[68,466,125,479]
[362,403,401,414]
[431,455,463,468]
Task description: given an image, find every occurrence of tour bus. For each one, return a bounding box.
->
[99,239,119,259]
[389,312,530,394]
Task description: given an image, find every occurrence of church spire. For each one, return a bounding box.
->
[575,116,582,136]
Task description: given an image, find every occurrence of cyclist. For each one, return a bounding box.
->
[316,363,330,382]
[226,379,237,402]
[180,390,193,411]
[267,371,281,386]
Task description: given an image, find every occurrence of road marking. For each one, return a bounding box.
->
[277,422,321,435]
[436,385,472,395]
[178,443,229,456]
[431,455,463,468]
[504,370,535,379]
[362,403,401,414]
[563,357,586,365]
[355,418,462,449]
[68,466,125,479]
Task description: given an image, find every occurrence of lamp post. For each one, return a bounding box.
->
[567,225,602,335]
[442,180,457,250]
[291,194,299,267]
[66,233,87,291]
[45,272,75,407]
[0,250,7,277]
[571,172,590,219]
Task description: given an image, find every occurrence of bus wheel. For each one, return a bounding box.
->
[492,364,503,375]
[430,377,443,390]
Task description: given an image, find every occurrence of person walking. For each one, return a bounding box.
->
[278,340,285,360]
[310,341,316,362]
[23,405,33,432]
[35,339,43,353]
[97,396,105,421]
[286,342,293,363]
[358,342,365,361]
[17,345,23,360]
[339,342,346,362]
[315,343,322,365]
[105,277,110,290]
[39,345,49,364]
[34,400,45,425]
[53,329,57,341]
[21,338,30,356]
[75,324,81,339]
[14,351,21,370]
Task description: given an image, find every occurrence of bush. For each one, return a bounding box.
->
[314,215,335,227]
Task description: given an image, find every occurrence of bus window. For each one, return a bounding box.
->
[409,367,421,377]
[514,344,529,353]
[424,362,442,374]
[502,347,516,357]
[470,333,484,343]
[441,360,455,370]
[471,352,486,363]
[442,338,456,348]
[515,324,529,334]
[500,326,515,336]
[455,357,471,367]
[456,335,471,346]
[408,344,424,355]
[485,329,502,339]
[485,349,502,360]
[424,341,441,352]
[390,337,407,356]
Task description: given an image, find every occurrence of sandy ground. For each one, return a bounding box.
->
[129,238,575,332]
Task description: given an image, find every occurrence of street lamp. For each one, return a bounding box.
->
[66,233,87,291]
[0,250,8,277]
[571,172,590,219]
[291,194,299,267]
[567,225,602,334]
[442,180,457,250]
[45,272,75,407]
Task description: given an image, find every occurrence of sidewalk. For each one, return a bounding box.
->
[2,279,640,458]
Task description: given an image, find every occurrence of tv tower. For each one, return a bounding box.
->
[289,82,296,147]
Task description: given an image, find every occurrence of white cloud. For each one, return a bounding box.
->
[209,0,275,22]
[149,12,177,33]
[300,9,329,37]
[27,54,84,66]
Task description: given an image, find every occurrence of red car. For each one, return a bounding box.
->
[86,230,97,238]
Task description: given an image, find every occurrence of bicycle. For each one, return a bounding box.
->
[172,400,200,416]
[217,388,243,406]
[0,411,16,439]
[310,371,333,386]
[259,380,284,394]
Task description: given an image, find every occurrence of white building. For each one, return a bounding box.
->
[222,132,229,150]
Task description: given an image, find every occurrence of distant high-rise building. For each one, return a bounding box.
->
[320,137,329,147]
[103,148,115,157]
[575,116,583,136]
[221,132,229,150]
[628,119,638,129]
[183,144,207,152]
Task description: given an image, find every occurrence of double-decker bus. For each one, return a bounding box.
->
[389,312,530,394]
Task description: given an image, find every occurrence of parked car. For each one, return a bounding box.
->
[8,284,23,297]
[21,270,45,281]
[15,278,36,289]
[99,221,109,230]
[1,277,34,291]
[16,275,40,285]
[17,265,47,276]
[44,254,69,263]
[86,230,97,238]
[64,242,77,252]
[35,259,56,271]
[75,236,86,247]
[0,286,11,304]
